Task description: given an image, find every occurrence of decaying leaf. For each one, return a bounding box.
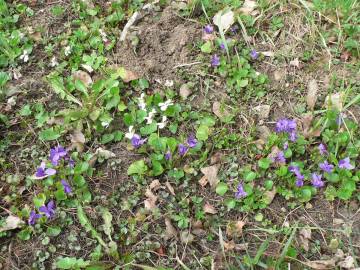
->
[212,101,231,119]
[262,51,275,57]
[239,0,257,15]
[226,220,246,237]
[325,92,345,111]
[70,129,86,152]
[202,32,216,41]
[164,217,177,240]
[289,58,300,68]
[338,256,354,269]
[119,67,140,83]
[210,152,223,165]
[301,113,321,138]
[263,188,276,205]
[179,83,192,100]
[180,231,194,244]
[257,125,271,142]
[303,259,336,269]
[200,164,220,188]
[0,215,24,232]
[144,188,158,210]
[213,9,234,33]
[307,79,319,111]
[299,228,312,252]
[223,240,248,251]
[253,105,270,119]
[149,179,161,191]
[165,181,175,196]
[203,202,218,214]
[73,70,93,86]
[267,146,284,165]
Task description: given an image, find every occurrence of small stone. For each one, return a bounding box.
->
[179,83,192,99]
[253,105,270,119]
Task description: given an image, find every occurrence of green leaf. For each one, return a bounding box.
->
[196,125,209,141]
[200,41,212,53]
[47,226,61,237]
[56,257,90,269]
[244,171,256,182]
[100,208,113,240]
[74,162,89,175]
[19,104,32,116]
[298,187,312,202]
[216,182,228,196]
[47,74,82,106]
[39,128,61,141]
[140,123,157,135]
[75,79,88,96]
[17,227,31,241]
[151,160,164,176]
[337,180,355,200]
[73,175,86,187]
[127,160,148,175]
[101,133,114,144]
[258,158,271,169]
[33,193,46,208]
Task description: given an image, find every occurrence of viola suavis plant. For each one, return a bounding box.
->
[200,23,268,99]
[223,110,359,211]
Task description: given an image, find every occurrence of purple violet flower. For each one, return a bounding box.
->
[204,24,214,34]
[220,43,226,50]
[49,146,68,166]
[230,25,239,34]
[318,143,328,155]
[178,144,188,156]
[28,211,42,226]
[68,158,75,168]
[39,200,56,219]
[283,142,289,150]
[275,119,297,142]
[235,183,247,199]
[289,165,304,187]
[35,162,56,178]
[274,151,286,163]
[187,135,198,148]
[295,178,304,187]
[165,150,172,161]
[311,173,324,188]
[289,131,297,142]
[131,134,147,148]
[250,49,259,60]
[61,179,72,194]
[338,157,354,170]
[211,54,220,67]
[319,161,334,173]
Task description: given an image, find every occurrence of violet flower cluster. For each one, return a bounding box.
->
[30,146,74,226]
[275,118,297,142]
[178,135,198,157]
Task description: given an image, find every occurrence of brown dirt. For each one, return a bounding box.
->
[113,6,202,84]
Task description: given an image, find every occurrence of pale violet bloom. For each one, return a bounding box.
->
[125,126,135,139]
[50,57,58,67]
[159,99,173,111]
[19,50,29,63]
[64,46,71,56]
[138,93,146,110]
[157,116,167,129]
[99,29,108,43]
[145,109,156,124]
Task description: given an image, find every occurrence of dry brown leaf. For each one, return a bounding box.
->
[267,146,284,165]
[338,256,354,269]
[122,69,140,83]
[144,188,158,210]
[289,58,300,68]
[200,164,220,188]
[198,175,208,187]
[301,113,321,138]
[257,125,271,142]
[226,220,245,237]
[307,79,319,111]
[179,83,192,99]
[213,9,234,33]
[239,0,257,15]
[303,259,336,269]
[253,105,270,119]
[165,181,175,196]
[210,152,223,165]
[30,32,42,42]
[193,220,203,229]
[263,188,276,205]
[164,217,177,240]
[203,202,218,214]
[223,240,235,250]
[202,32,216,41]
[262,51,275,57]
[0,215,24,232]
[149,179,161,191]
[73,70,93,86]
[70,129,86,152]
[299,228,312,252]
[212,101,230,119]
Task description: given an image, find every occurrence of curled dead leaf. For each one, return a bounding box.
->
[200,164,220,188]
[307,79,319,111]
[180,231,194,244]
[299,228,312,252]
[325,92,345,111]
[210,152,223,165]
[253,105,270,119]
[212,101,231,119]
[73,70,93,86]
[289,58,300,68]
[239,0,258,15]
[263,188,276,205]
[0,215,24,232]
[203,202,218,214]
[338,256,354,269]
[149,179,161,191]
[165,181,175,196]
[164,217,177,240]
[213,9,234,33]
[226,220,246,237]
[70,129,86,152]
[144,188,158,210]
[303,259,336,269]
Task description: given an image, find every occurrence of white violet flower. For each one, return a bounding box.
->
[145,109,156,124]
[50,57,58,67]
[158,99,173,111]
[157,116,167,129]
[125,126,135,139]
[64,46,71,56]
[19,50,29,63]
[138,93,146,110]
